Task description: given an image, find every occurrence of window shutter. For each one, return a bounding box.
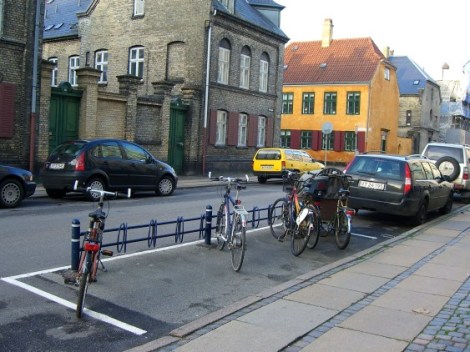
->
[227,112,238,146]
[290,130,301,149]
[357,131,366,152]
[0,83,16,138]
[312,130,321,151]
[247,115,257,147]
[209,110,217,145]
[265,117,274,147]
[334,131,343,151]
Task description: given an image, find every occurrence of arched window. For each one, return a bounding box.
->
[95,50,108,83]
[68,55,80,86]
[49,57,58,87]
[240,46,251,89]
[217,39,231,84]
[259,52,269,93]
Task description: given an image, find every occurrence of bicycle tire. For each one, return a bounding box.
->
[269,197,289,241]
[215,204,228,250]
[307,206,321,250]
[231,214,246,272]
[291,206,312,256]
[335,210,351,250]
[76,252,91,319]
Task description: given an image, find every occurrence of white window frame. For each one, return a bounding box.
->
[134,0,144,16]
[95,50,108,83]
[238,114,247,147]
[240,54,250,89]
[384,67,390,81]
[49,57,58,87]
[257,116,266,147]
[216,110,227,146]
[259,59,268,93]
[129,46,144,79]
[0,0,4,36]
[68,56,80,86]
[217,47,230,84]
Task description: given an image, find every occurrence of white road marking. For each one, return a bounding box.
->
[351,232,377,239]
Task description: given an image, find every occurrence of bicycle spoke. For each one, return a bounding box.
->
[269,198,289,241]
[215,204,228,250]
[291,207,311,256]
[335,210,351,250]
[307,206,321,250]
[231,215,246,272]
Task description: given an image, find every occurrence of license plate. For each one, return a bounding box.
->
[358,180,385,190]
[261,165,273,170]
[49,163,65,170]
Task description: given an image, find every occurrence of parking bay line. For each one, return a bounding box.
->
[351,232,377,239]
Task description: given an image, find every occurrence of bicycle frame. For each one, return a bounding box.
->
[220,179,248,240]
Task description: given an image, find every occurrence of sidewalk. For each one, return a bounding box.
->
[126,205,470,352]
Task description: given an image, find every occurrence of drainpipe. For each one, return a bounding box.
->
[202,10,215,176]
[30,0,41,172]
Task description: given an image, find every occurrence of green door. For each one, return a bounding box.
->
[168,103,188,174]
[49,83,81,152]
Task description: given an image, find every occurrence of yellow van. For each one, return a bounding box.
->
[252,148,324,183]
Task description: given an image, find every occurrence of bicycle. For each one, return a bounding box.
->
[304,168,354,250]
[269,170,320,256]
[73,181,130,318]
[209,173,249,272]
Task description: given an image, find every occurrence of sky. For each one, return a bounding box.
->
[275,0,469,81]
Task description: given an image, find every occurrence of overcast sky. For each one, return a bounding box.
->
[275,0,469,81]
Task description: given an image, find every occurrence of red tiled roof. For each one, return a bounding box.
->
[283,38,386,85]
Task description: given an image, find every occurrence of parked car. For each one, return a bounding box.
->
[0,164,36,208]
[344,153,454,225]
[420,142,470,203]
[40,139,178,201]
[252,148,324,183]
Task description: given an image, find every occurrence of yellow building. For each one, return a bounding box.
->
[281,19,401,165]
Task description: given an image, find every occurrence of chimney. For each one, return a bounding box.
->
[322,18,333,48]
[382,47,390,58]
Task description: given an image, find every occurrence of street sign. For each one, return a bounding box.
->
[322,122,333,134]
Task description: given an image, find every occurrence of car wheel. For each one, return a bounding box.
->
[85,177,106,201]
[439,193,453,214]
[411,200,428,226]
[0,179,24,208]
[156,176,175,196]
[436,156,460,181]
[46,188,66,199]
[257,176,267,184]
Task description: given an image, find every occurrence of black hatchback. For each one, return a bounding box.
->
[40,139,178,201]
[344,154,454,225]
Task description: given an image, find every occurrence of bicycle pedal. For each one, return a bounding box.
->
[101,249,113,256]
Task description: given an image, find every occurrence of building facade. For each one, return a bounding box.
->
[41,0,288,175]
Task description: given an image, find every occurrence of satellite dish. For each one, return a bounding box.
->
[322,122,333,134]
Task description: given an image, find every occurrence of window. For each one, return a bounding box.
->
[218,0,234,13]
[406,110,412,126]
[259,53,269,93]
[122,142,148,162]
[344,131,357,151]
[280,130,291,148]
[257,116,266,147]
[217,39,231,84]
[300,131,311,149]
[68,56,80,86]
[381,130,388,152]
[323,92,336,114]
[129,46,144,79]
[134,0,144,16]
[0,0,3,36]
[49,57,58,87]
[322,132,334,150]
[240,47,251,89]
[384,67,390,81]
[302,93,314,114]
[282,93,293,114]
[346,92,360,115]
[216,110,227,146]
[95,50,108,83]
[238,114,247,147]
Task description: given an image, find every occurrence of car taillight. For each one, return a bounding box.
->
[282,160,286,169]
[463,167,468,180]
[404,163,412,195]
[74,152,86,171]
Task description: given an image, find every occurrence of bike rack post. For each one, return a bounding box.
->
[71,219,81,271]
[204,205,212,245]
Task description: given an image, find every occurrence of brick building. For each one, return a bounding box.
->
[0,0,44,170]
[41,0,288,175]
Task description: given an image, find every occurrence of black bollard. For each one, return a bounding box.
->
[71,219,81,271]
[205,205,212,245]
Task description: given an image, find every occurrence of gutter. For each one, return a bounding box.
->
[30,0,41,172]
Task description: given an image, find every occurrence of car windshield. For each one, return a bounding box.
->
[48,142,86,160]
[423,146,464,163]
[348,157,402,180]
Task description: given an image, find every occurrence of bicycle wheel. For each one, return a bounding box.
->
[307,206,321,250]
[231,214,246,272]
[291,206,312,256]
[269,197,289,241]
[76,252,91,319]
[335,210,351,250]
[215,204,228,250]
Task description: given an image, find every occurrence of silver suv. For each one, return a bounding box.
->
[421,143,470,202]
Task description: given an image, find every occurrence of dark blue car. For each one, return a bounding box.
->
[0,164,36,208]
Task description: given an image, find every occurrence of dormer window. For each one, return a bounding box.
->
[218,0,234,14]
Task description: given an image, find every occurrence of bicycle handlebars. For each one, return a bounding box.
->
[73,180,131,199]
[208,172,249,184]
